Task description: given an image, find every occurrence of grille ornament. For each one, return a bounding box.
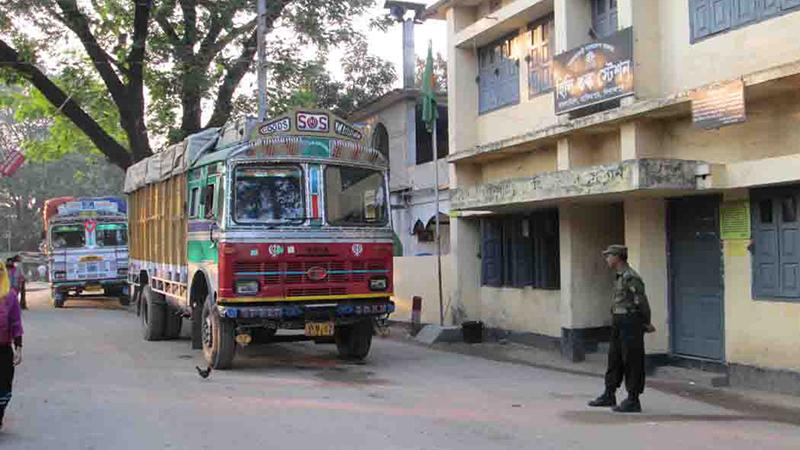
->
[306,266,328,281]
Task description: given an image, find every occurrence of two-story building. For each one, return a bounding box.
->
[426,0,800,394]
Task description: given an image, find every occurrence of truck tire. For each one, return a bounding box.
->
[201,298,236,369]
[53,291,66,309]
[335,319,373,360]
[164,304,183,340]
[141,285,166,341]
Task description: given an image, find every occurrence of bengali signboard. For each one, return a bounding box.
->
[690,80,746,130]
[553,27,634,115]
[720,200,751,240]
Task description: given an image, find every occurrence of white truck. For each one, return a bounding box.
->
[43,197,130,307]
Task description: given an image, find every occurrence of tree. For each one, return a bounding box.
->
[415,52,447,93]
[0,0,395,169]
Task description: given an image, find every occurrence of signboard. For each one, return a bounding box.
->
[553,27,634,115]
[296,112,330,133]
[58,200,119,215]
[334,119,363,140]
[0,148,25,177]
[720,200,751,240]
[258,117,291,135]
[690,80,746,130]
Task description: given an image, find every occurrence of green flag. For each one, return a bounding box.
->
[421,42,438,133]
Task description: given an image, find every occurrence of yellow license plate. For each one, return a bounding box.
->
[86,285,103,291]
[305,322,334,337]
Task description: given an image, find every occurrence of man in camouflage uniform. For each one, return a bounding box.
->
[588,245,655,413]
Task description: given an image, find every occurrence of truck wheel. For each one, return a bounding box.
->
[335,319,373,360]
[53,291,66,309]
[164,304,183,340]
[141,286,166,341]
[201,298,235,369]
[118,294,131,306]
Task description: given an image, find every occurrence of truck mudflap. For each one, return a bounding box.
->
[216,300,394,321]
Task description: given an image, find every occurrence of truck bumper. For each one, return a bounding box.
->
[216,299,394,321]
[52,278,129,293]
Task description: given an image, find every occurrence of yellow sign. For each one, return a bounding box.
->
[304,321,335,337]
[79,255,103,262]
[720,200,750,240]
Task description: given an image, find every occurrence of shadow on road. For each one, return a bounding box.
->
[561,410,774,425]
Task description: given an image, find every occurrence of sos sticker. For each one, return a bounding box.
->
[296,112,329,132]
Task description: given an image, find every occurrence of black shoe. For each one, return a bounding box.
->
[612,397,642,413]
[588,392,616,407]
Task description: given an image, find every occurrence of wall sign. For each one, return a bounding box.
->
[720,200,751,240]
[690,80,746,130]
[553,27,634,115]
[258,117,291,135]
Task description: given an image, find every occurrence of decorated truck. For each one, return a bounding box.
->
[124,109,394,369]
[43,196,130,307]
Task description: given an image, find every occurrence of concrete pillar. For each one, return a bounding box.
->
[559,203,625,361]
[617,0,662,98]
[624,198,669,354]
[554,0,592,53]
[557,138,571,170]
[449,217,481,324]
[620,120,662,160]
[447,7,479,155]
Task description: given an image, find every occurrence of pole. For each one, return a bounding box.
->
[433,115,444,326]
[256,0,268,121]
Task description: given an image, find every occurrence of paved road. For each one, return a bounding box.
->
[2,284,799,449]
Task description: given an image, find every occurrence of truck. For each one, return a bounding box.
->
[43,196,130,307]
[124,109,394,369]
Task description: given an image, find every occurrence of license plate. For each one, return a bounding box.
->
[304,322,334,337]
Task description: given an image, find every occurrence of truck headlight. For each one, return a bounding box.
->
[235,280,259,295]
[369,277,388,291]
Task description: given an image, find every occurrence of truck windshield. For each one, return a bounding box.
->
[324,166,387,226]
[97,223,128,247]
[233,165,304,224]
[51,225,86,249]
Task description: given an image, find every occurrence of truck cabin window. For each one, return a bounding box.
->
[51,225,86,249]
[234,166,304,224]
[325,166,387,226]
[97,223,128,247]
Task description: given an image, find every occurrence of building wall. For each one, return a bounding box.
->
[393,255,455,325]
[658,1,800,95]
[479,287,562,337]
[481,146,557,184]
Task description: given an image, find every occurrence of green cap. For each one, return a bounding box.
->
[602,245,627,258]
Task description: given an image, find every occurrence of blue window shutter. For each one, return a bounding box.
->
[481,219,504,287]
[510,218,534,288]
[762,0,781,16]
[782,0,800,10]
[710,0,732,33]
[778,194,800,297]
[752,196,780,297]
[733,0,757,25]
[691,0,712,41]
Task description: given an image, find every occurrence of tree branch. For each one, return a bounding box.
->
[200,18,257,64]
[55,0,127,104]
[204,28,258,128]
[179,0,198,47]
[127,0,152,86]
[0,39,133,169]
[154,0,181,49]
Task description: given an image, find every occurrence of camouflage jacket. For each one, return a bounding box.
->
[611,265,652,325]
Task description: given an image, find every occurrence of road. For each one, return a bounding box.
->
[2,283,799,449]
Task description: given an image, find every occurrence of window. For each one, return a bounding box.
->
[325,166,388,227]
[415,105,449,164]
[204,183,216,219]
[233,166,304,224]
[691,0,800,43]
[752,186,800,299]
[591,0,618,39]
[51,225,86,249]
[478,34,520,114]
[189,187,200,218]
[96,223,128,247]
[480,210,560,289]
[528,16,554,97]
[372,123,389,162]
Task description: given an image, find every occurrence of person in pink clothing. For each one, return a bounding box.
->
[0,262,23,430]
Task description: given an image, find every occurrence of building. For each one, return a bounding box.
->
[425,0,800,393]
[350,2,452,324]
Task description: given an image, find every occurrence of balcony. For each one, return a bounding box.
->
[451,158,709,211]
